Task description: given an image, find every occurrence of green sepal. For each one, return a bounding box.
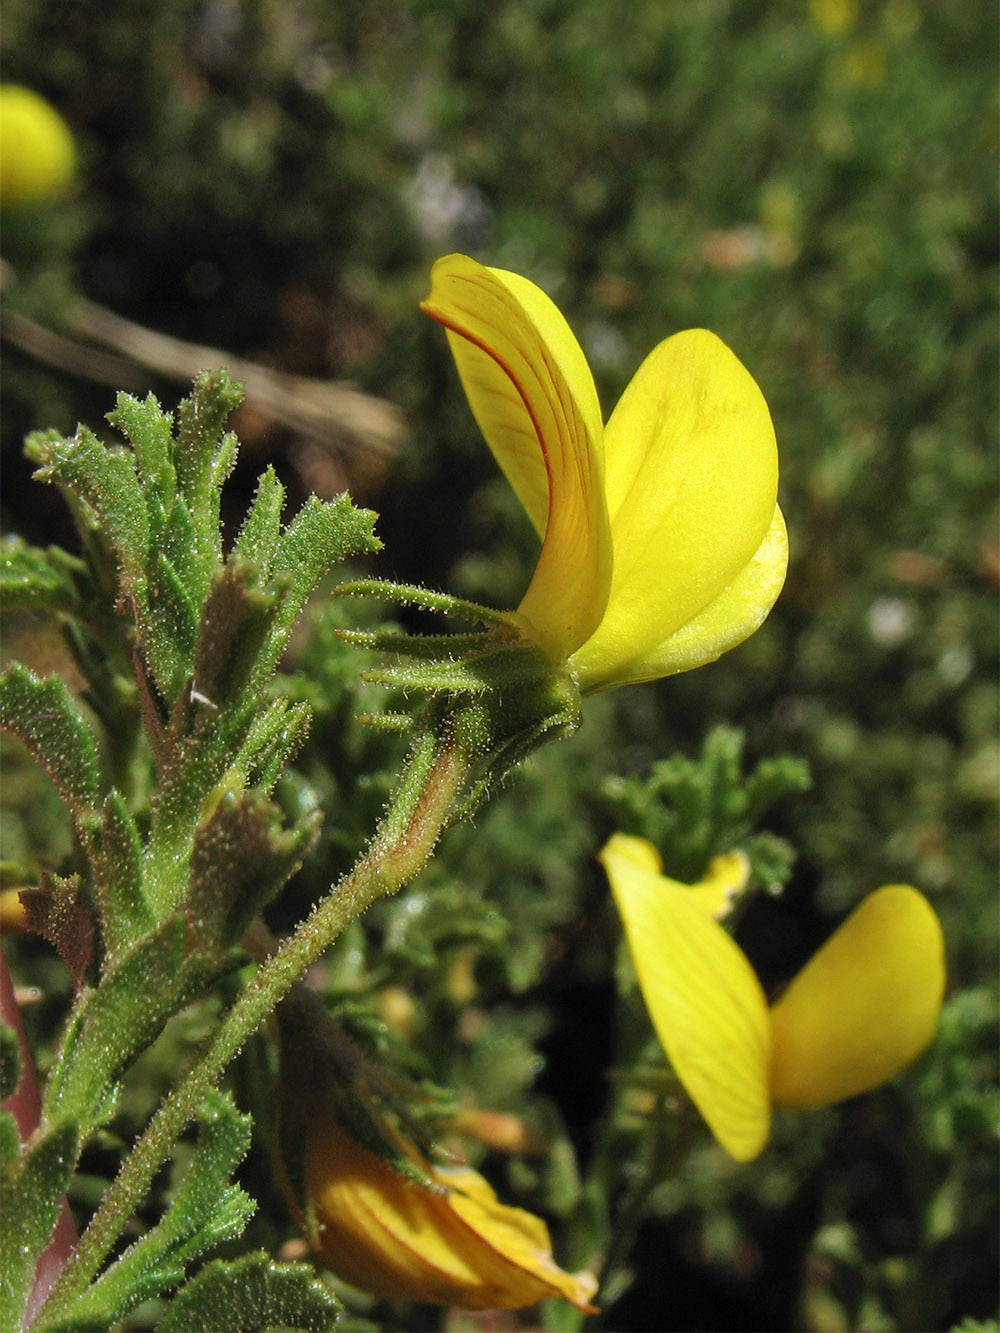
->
[0,1118,79,1332]
[96,791,152,963]
[361,641,547,696]
[339,626,495,660]
[43,1091,256,1333]
[356,710,414,732]
[0,1025,20,1102]
[335,575,511,626]
[0,664,101,824]
[157,1253,340,1333]
[361,661,493,693]
[185,788,321,958]
[0,537,84,615]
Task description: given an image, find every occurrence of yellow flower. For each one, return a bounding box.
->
[600,833,946,1161]
[305,1116,598,1312]
[0,85,76,209]
[421,253,787,694]
[276,987,597,1312]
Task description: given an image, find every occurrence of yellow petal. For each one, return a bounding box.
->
[307,1119,597,1311]
[600,831,664,875]
[572,330,780,693]
[588,504,788,690]
[422,254,611,661]
[440,1165,598,1312]
[688,851,752,920]
[769,886,946,1110]
[601,838,772,1161]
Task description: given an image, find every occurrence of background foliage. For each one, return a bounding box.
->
[2,1,996,1330]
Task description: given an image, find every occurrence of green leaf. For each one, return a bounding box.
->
[742,752,812,825]
[0,1025,20,1102]
[252,492,380,687]
[0,1119,79,1331]
[49,1092,256,1332]
[106,390,176,501]
[160,493,198,581]
[190,560,279,713]
[144,550,201,698]
[236,699,313,795]
[186,790,321,957]
[0,538,83,614]
[232,467,285,575]
[173,372,242,546]
[158,1253,339,1333]
[42,919,206,1133]
[0,665,101,821]
[0,1111,19,1167]
[28,426,150,591]
[602,725,809,887]
[96,791,152,961]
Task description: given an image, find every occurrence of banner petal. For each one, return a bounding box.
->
[422,254,610,660]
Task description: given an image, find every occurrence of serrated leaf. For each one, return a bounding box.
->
[21,876,95,992]
[0,539,83,614]
[186,791,320,956]
[42,919,205,1133]
[106,390,176,498]
[189,560,278,712]
[158,1253,339,1333]
[96,791,152,961]
[0,665,100,819]
[0,1119,79,1331]
[252,493,380,687]
[49,1092,255,1332]
[232,467,285,575]
[160,493,198,577]
[29,426,150,587]
[0,1026,20,1101]
[237,699,312,794]
[147,1089,253,1256]
[143,552,201,699]
[743,753,812,823]
[174,371,243,519]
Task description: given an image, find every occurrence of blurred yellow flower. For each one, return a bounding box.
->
[809,0,857,35]
[0,85,76,209]
[305,1115,598,1311]
[600,833,946,1161]
[422,254,787,694]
